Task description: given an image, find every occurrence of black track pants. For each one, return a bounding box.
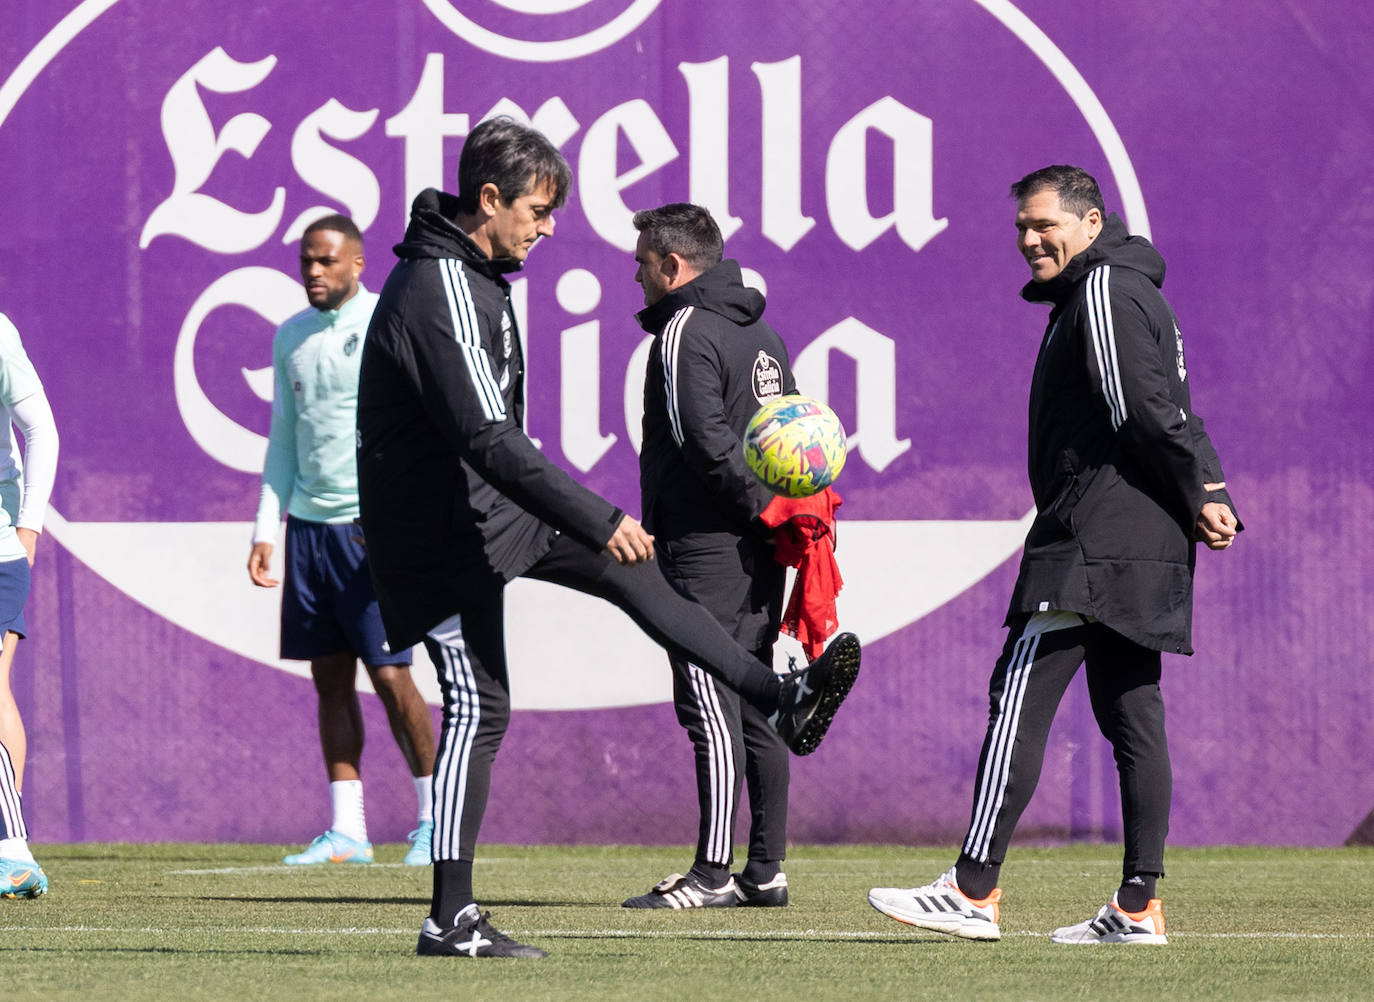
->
[672,651,790,869]
[961,613,1171,878]
[423,533,779,879]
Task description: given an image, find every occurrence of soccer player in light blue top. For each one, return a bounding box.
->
[247,215,435,866]
[0,312,59,899]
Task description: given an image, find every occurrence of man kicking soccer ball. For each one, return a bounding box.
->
[358,117,862,959]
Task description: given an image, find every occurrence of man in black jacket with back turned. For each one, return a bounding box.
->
[868,165,1240,946]
[357,118,860,960]
[621,204,797,911]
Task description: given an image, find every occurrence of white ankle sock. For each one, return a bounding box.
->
[414,775,433,824]
[329,780,367,842]
[0,836,35,863]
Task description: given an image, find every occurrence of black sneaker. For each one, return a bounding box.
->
[769,632,861,755]
[622,872,740,909]
[416,909,548,958]
[734,872,789,907]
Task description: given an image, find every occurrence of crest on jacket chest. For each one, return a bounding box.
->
[752,350,784,403]
[1173,322,1187,382]
[501,311,514,359]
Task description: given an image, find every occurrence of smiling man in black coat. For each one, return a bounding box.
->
[868,164,1240,947]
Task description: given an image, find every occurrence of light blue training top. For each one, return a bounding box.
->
[252,287,378,542]
[0,313,58,563]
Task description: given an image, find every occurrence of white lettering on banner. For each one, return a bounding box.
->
[752,56,814,252]
[382,58,585,224]
[140,48,921,476]
[740,267,768,296]
[826,96,948,253]
[556,270,618,471]
[680,56,743,242]
[487,94,582,148]
[624,335,655,454]
[142,47,943,259]
[792,318,912,471]
[509,277,541,448]
[173,267,304,473]
[578,99,679,252]
[383,53,471,221]
[139,48,285,253]
[283,99,382,243]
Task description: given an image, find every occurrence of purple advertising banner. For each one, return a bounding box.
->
[1,1,1370,848]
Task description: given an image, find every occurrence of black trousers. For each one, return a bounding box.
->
[662,533,789,871]
[671,649,789,870]
[422,532,778,869]
[961,613,1171,878]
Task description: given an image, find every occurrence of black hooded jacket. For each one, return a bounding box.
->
[357,188,622,649]
[1005,214,1240,654]
[635,260,796,648]
[637,259,797,539]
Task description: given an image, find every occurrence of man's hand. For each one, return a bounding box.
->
[1195,501,1238,550]
[604,514,655,566]
[248,541,280,587]
[15,527,37,567]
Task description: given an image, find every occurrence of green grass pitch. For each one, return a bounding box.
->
[3,843,1372,1001]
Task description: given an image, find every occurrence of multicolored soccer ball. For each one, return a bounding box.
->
[742,395,847,498]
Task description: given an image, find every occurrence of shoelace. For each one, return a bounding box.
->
[473,912,519,945]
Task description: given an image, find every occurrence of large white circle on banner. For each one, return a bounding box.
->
[4,1,1144,709]
[419,0,665,63]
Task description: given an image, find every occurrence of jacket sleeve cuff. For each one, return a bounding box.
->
[1204,488,1242,532]
[602,507,625,545]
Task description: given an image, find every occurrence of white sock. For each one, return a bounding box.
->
[329,780,367,843]
[414,775,433,824]
[0,837,35,863]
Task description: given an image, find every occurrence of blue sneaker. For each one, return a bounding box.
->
[1,858,49,898]
[403,821,433,866]
[283,830,373,865]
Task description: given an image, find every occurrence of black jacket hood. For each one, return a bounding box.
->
[1020,213,1166,306]
[392,188,524,281]
[636,259,765,334]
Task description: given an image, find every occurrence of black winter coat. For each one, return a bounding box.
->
[357,188,622,649]
[1005,214,1240,654]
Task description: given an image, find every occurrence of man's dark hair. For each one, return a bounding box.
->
[631,203,724,273]
[456,116,572,214]
[302,213,363,246]
[1010,165,1105,219]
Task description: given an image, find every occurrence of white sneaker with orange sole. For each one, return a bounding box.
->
[867,867,1002,941]
[1051,893,1167,945]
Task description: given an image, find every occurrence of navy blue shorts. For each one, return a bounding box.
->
[0,556,29,642]
[280,516,409,665]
